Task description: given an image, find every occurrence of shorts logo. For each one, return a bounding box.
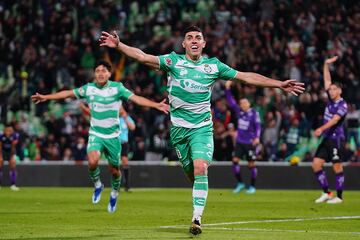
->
[175,147,182,159]
[332,148,339,160]
[165,58,172,66]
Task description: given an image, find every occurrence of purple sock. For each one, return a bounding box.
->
[0,170,3,184]
[335,172,344,199]
[315,170,329,193]
[232,162,242,182]
[250,167,258,187]
[10,169,17,185]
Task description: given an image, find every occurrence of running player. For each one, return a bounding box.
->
[99,26,304,235]
[0,124,20,191]
[225,81,261,194]
[312,56,347,204]
[119,107,135,192]
[31,60,168,213]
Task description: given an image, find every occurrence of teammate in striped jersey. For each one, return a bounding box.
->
[100,26,304,235]
[31,60,169,213]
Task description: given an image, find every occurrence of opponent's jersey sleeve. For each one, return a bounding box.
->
[158,51,178,72]
[336,101,348,118]
[217,59,237,80]
[254,110,261,138]
[73,83,89,99]
[117,82,134,100]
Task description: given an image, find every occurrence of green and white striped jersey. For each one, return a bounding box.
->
[158,51,237,128]
[73,81,134,139]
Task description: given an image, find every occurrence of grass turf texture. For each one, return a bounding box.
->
[0,188,359,239]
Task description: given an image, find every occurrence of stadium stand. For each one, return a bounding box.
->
[0,0,359,162]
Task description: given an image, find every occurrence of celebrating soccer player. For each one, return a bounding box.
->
[312,56,347,204]
[0,124,20,191]
[99,26,304,235]
[225,81,261,194]
[31,60,169,213]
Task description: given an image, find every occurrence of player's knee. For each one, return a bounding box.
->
[312,161,322,171]
[333,163,343,173]
[193,161,208,175]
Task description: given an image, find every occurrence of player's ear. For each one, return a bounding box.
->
[203,40,206,48]
[182,40,185,49]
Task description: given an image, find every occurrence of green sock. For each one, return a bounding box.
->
[89,167,100,183]
[111,174,122,191]
[192,175,208,222]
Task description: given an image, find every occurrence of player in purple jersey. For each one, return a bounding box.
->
[312,56,347,204]
[225,81,261,194]
[0,124,20,191]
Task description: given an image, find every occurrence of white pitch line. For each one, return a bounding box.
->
[204,227,360,235]
[160,216,360,228]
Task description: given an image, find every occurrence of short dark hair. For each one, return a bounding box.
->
[4,124,13,129]
[183,26,203,37]
[331,82,343,89]
[94,60,112,72]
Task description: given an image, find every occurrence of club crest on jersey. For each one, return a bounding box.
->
[165,58,172,66]
[204,64,212,73]
[180,68,188,76]
[79,88,85,95]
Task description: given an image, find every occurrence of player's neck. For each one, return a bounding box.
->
[96,80,109,88]
[185,53,202,63]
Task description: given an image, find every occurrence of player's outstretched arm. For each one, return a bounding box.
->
[234,72,305,96]
[99,31,159,69]
[129,95,169,114]
[323,56,338,91]
[314,115,341,137]
[31,90,75,104]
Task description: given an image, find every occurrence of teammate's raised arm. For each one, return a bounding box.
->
[99,31,159,69]
[233,72,305,96]
[323,56,338,90]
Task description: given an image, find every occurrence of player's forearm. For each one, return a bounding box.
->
[125,118,136,130]
[117,42,146,62]
[235,72,282,88]
[319,117,340,131]
[225,89,237,108]
[45,90,75,101]
[131,95,158,109]
[323,63,332,90]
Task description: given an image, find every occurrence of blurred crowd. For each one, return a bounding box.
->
[0,0,359,162]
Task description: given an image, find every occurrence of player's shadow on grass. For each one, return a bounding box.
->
[157,227,196,239]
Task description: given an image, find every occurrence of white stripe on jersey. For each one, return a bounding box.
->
[169,95,210,114]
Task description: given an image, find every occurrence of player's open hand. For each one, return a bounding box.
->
[157,99,169,114]
[279,80,305,96]
[325,56,338,65]
[31,93,47,104]
[314,128,323,137]
[99,31,120,48]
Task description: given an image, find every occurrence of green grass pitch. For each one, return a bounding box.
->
[0,188,359,239]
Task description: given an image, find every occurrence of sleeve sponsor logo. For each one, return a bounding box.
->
[165,58,172,66]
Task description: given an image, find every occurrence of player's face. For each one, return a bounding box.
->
[182,31,206,60]
[4,127,13,137]
[328,84,341,101]
[239,98,250,112]
[94,65,111,85]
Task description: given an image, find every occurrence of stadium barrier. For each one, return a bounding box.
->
[2,161,359,189]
